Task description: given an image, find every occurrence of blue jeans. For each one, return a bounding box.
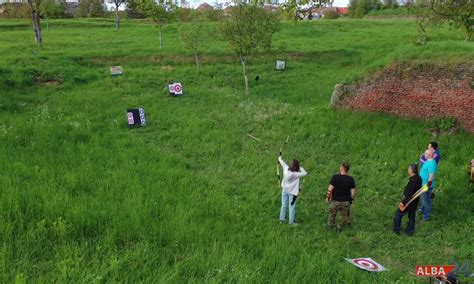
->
[420,188,433,220]
[280,192,297,224]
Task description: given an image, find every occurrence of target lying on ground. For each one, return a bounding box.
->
[168,82,183,96]
[126,108,146,127]
[345,258,387,272]
[276,60,286,70]
[110,66,123,76]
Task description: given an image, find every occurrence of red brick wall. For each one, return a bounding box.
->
[341,63,474,133]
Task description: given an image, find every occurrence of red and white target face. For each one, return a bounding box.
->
[353,258,379,271]
[169,83,183,95]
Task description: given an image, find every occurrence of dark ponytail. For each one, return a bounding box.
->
[290,160,300,172]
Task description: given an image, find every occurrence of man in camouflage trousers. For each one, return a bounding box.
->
[326,162,357,230]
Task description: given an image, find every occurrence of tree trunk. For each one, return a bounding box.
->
[115,4,120,31]
[29,0,42,44]
[464,23,472,42]
[240,56,249,96]
[194,50,199,69]
[46,16,49,31]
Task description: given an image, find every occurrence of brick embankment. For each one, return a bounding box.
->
[336,63,474,132]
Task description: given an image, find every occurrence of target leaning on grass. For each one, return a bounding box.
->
[168,82,183,96]
[345,258,387,272]
[110,66,123,76]
[126,108,146,127]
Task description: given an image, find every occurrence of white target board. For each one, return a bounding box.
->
[345,258,387,272]
[276,60,286,70]
[127,111,134,125]
[168,82,183,96]
[110,66,123,76]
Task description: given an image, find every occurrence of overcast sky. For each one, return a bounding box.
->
[330,0,349,6]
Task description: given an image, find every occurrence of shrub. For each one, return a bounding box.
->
[126,0,145,18]
[349,0,382,18]
[324,10,340,19]
[0,3,30,19]
[75,0,106,18]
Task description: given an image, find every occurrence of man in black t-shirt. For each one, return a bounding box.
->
[326,162,356,230]
[393,164,422,236]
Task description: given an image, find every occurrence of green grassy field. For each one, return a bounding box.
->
[1,18,473,282]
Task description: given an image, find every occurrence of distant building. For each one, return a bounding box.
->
[307,6,348,19]
[337,7,348,15]
[197,2,213,11]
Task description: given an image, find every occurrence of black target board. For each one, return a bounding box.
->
[126,108,146,127]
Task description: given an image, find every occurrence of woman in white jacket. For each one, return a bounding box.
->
[278,156,307,225]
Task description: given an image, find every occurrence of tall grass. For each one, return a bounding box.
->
[1,18,473,282]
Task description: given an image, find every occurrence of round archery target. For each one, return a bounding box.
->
[174,84,182,93]
[354,258,379,270]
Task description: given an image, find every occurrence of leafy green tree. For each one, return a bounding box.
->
[283,0,334,22]
[324,10,340,19]
[179,11,206,69]
[126,0,145,18]
[75,0,106,17]
[349,0,381,18]
[221,3,280,96]
[138,0,177,52]
[201,7,223,21]
[40,0,67,30]
[419,0,473,41]
[382,0,397,8]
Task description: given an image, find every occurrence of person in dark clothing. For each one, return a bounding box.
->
[393,164,423,236]
[326,162,356,230]
[419,141,440,165]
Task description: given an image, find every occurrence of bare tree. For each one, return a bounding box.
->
[113,0,127,31]
[26,0,42,44]
[180,11,205,69]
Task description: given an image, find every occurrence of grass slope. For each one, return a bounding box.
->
[1,18,473,282]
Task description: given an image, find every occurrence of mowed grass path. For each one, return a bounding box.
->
[1,18,473,282]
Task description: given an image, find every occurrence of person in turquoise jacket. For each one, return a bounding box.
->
[419,149,437,221]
